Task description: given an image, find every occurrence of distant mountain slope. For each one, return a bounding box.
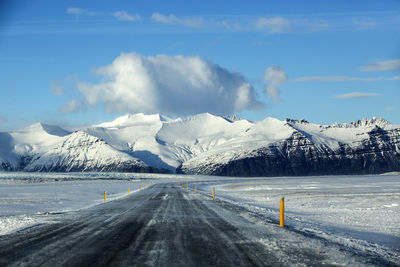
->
[0,113,399,176]
[179,123,400,176]
[24,131,155,172]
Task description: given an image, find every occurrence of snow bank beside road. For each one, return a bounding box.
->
[196,175,400,259]
[0,172,178,235]
[0,215,39,236]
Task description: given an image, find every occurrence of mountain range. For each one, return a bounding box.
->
[1,113,399,176]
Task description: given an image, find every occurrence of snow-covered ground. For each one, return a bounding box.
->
[196,174,400,260]
[0,172,183,235]
[1,172,399,262]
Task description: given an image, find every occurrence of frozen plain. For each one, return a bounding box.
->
[0,172,183,235]
[196,174,400,262]
[0,172,399,265]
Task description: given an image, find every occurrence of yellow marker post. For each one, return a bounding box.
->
[280,197,285,227]
[104,191,107,202]
[195,185,197,192]
[128,188,130,194]
[213,187,215,199]
[145,184,147,189]
[139,185,141,191]
[187,183,188,191]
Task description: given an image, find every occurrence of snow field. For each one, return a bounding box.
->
[0,172,183,235]
[194,175,400,260]
[1,172,399,262]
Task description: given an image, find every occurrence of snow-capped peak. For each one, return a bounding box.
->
[12,122,70,136]
[285,118,310,125]
[1,113,398,175]
[333,117,390,129]
[95,113,172,128]
[222,114,245,122]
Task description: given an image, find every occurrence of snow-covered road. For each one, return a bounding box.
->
[0,183,394,266]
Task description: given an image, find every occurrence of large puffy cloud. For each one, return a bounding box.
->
[77,53,263,116]
[263,66,288,102]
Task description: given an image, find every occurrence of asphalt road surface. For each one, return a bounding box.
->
[0,183,395,266]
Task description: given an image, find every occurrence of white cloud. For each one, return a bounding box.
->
[59,99,85,113]
[111,11,140,21]
[50,81,64,96]
[353,18,376,30]
[220,21,244,31]
[67,8,140,22]
[263,66,288,102]
[151,13,204,28]
[361,59,400,72]
[254,16,291,33]
[66,8,96,17]
[385,106,394,111]
[334,92,381,99]
[76,52,263,116]
[66,7,87,16]
[306,20,330,32]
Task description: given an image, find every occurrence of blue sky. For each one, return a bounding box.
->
[0,0,399,130]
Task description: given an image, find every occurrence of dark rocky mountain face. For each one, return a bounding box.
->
[179,127,400,177]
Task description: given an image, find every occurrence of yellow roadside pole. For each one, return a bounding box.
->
[104,191,107,202]
[145,184,147,189]
[213,187,215,199]
[139,185,141,191]
[187,183,188,191]
[128,188,130,194]
[280,197,285,227]
[195,185,197,192]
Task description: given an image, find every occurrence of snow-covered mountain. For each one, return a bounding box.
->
[0,113,399,176]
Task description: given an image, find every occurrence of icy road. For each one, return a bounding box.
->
[0,183,396,267]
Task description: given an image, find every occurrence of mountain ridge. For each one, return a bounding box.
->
[0,113,399,176]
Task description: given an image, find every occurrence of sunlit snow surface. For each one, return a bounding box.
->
[0,172,180,235]
[196,174,400,260]
[0,172,399,261]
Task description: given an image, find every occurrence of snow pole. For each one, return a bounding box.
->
[128,188,130,194]
[187,183,188,191]
[213,187,215,199]
[280,197,285,227]
[139,185,141,191]
[195,185,197,192]
[104,191,107,202]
